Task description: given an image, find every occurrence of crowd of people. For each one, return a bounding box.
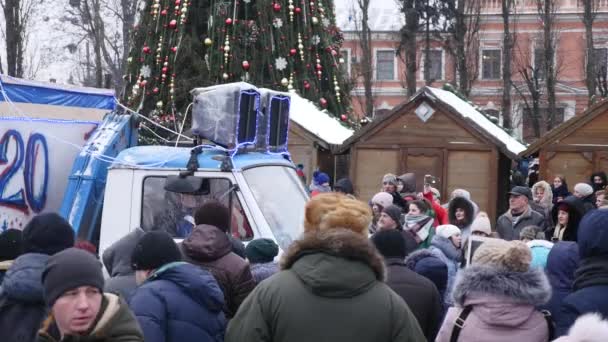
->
[0,170,607,341]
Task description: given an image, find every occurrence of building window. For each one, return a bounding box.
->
[522,107,565,142]
[534,48,546,79]
[481,49,501,79]
[376,50,395,80]
[594,48,608,79]
[340,49,350,77]
[424,50,443,81]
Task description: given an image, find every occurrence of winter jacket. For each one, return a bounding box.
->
[527,239,553,269]
[405,249,448,302]
[496,206,546,241]
[130,262,226,342]
[37,293,144,342]
[448,197,475,240]
[249,262,279,284]
[423,192,448,227]
[555,211,608,336]
[542,242,579,325]
[435,265,552,342]
[384,257,443,341]
[180,224,255,318]
[0,260,11,285]
[0,253,50,342]
[428,235,461,307]
[102,229,144,301]
[552,184,572,205]
[581,194,597,213]
[550,195,585,242]
[224,229,425,342]
[532,181,554,229]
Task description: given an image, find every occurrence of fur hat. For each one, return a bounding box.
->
[473,239,531,272]
[22,213,75,256]
[574,183,594,197]
[470,212,491,236]
[371,192,393,209]
[553,313,608,342]
[382,205,403,226]
[436,224,461,239]
[304,192,372,237]
[382,173,397,185]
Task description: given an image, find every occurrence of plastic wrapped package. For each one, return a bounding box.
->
[257,88,291,152]
[190,82,261,148]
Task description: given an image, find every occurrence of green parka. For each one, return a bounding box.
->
[225,229,425,342]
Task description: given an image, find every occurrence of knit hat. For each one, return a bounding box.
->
[382,205,403,226]
[436,224,461,239]
[131,231,182,270]
[42,248,104,306]
[304,192,372,237]
[313,171,330,185]
[371,192,393,209]
[519,225,543,241]
[382,173,397,185]
[574,183,594,197]
[473,239,532,272]
[372,229,406,259]
[470,212,491,236]
[22,213,75,256]
[245,238,279,263]
[0,229,23,261]
[194,200,231,233]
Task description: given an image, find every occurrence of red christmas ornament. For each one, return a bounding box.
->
[295,7,301,14]
[140,80,147,87]
[161,9,168,15]
[316,64,322,71]
[340,114,347,121]
[171,46,177,53]
[331,50,338,56]
[175,0,181,5]
[273,3,281,11]
[169,19,177,29]
[143,46,151,54]
[319,98,328,108]
[290,48,297,56]
[153,87,159,94]
[162,67,168,73]
[304,82,311,90]
[225,18,233,25]
[242,60,250,70]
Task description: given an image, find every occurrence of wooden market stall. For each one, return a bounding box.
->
[287,94,354,184]
[337,87,526,221]
[520,99,608,186]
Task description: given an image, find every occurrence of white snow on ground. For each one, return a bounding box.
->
[425,87,527,156]
[289,93,354,145]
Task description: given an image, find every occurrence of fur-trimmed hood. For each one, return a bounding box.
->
[280,229,385,297]
[453,265,551,307]
[448,196,475,229]
[532,181,553,209]
[404,249,435,270]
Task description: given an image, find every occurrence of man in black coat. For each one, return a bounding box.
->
[371,230,443,341]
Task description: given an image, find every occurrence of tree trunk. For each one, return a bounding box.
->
[404,0,417,96]
[455,0,468,96]
[542,0,557,130]
[583,0,596,101]
[424,0,431,85]
[359,0,374,116]
[501,0,513,130]
[4,0,23,77]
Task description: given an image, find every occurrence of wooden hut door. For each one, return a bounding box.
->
[403,148,444,193]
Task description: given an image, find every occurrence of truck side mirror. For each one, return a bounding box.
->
[164,175,210,195]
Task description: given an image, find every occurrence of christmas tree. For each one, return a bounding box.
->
[125,0,353,144]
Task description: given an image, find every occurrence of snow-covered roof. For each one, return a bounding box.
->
[334,0,403,32]
[424,87,526,156]
[289,93,354,145]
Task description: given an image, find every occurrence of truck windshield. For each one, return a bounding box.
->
[243,166,308,250]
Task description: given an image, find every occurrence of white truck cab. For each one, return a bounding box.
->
[97,145,308,257]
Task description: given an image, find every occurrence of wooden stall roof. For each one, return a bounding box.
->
[337,87,526,159]
[519,98,608,157]
[289,93,354,149]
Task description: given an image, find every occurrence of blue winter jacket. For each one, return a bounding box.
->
[130,262,227,342]
[542,242,579,321]
[555,210,608,336]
